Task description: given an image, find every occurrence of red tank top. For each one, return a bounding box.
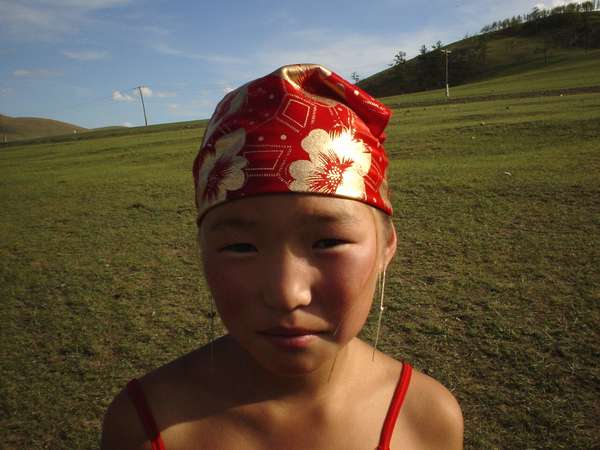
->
[127,362,412,450]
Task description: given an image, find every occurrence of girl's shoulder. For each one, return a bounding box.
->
[353,341,463,450]
[394,366,464,450]
[101,344,215,450]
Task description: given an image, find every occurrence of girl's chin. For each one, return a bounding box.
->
[250,343,339,377]
[257,357,332,378]
[223,333,346,377]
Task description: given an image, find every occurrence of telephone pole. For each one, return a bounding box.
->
[441,50,452,98]
[136,86,148,126]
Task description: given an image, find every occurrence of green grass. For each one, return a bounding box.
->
[1,90,599,449]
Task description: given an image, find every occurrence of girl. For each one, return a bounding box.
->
[101,64,463,450]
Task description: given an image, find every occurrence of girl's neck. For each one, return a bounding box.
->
[214,335,360,405]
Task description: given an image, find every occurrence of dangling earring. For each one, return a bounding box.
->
[208,294,216,370]
[372,267,386,361]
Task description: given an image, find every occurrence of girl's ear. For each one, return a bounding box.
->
[382,222,397,270]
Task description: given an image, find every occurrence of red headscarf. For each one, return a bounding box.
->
[193,64,392,223]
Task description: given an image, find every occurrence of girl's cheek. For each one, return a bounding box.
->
[205,263,251,323]
[324,246,377,292]
[215,296,243,324]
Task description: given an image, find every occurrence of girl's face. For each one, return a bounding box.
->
[199,194,396,375]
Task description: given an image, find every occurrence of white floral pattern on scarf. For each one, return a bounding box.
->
[197,128,248,208]
[289,128,371,199]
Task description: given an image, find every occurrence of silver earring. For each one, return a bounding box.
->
[208,294,216,370]
[372,267,386,361]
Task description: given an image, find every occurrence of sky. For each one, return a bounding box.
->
[0,0,572,129]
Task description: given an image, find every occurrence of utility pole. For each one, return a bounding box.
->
[441,50,452,98]
[136,86,148,126]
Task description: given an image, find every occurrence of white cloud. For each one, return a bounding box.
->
[533,0,571,8]
[112,90,134,102]
[453,0,573,34]
[0,0,132,41]
[254,28,451,81]
[122,121,133,127]
[0,87,13,96]
[153,42,245,64]
[62,50,109,60]
[139,86,152,97]
[13,68,61,77]
[143,87,177,98]
[116,86,176,101]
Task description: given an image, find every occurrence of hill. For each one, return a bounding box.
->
[360,11,600,97]
[0,114,87,142]
[0,118,209,148]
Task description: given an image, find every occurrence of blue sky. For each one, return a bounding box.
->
[0,0,567,128]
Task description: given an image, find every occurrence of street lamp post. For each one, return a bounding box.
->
[441,50,452,98]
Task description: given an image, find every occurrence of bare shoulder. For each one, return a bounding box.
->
[101,384,151,450]
[402,368,464,450]
[101,343,216,450]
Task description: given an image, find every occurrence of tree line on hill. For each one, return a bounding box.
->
[364,1,600,94]
[478,0,599,34]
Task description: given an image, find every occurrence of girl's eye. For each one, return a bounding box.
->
[220,243,257,253]
[313,238,347,249]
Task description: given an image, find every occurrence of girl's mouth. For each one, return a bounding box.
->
[258,327,326,349]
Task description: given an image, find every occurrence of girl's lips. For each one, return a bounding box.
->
[258,328,326,349]
[259,327,320,336]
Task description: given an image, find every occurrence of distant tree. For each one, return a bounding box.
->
[419,44,428,55]
[582,1,594,12]
[389,51,406,66]
[477,35,488,65]
[432,40,443,50]
[565,2,578,13]
[351,72,360,83]
[534,39,552,64]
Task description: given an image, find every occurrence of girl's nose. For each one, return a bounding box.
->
[261,249,312,312]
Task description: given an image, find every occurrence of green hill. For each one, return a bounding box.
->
[0,119,209,148]
[0,114,88,142]
[360,11,600,98]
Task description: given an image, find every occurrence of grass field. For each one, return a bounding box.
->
[1,81,599,448]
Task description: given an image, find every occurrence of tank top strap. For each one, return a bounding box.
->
[126,378,167,450]
[377,362,413,450]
